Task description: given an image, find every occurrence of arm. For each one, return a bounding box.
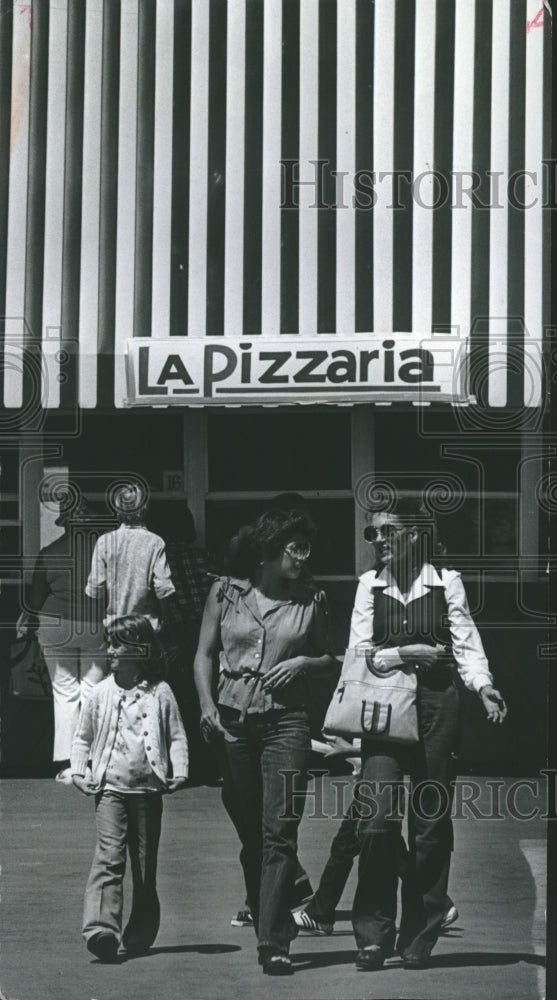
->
[70,696,97,795]
[152,540,176,602]
[193,581,226,739]
[85,537,107,603]
[348,578,406,671]
[443,571,507,724]
[262,590,337,691]
[348,575,446,672]
[163,685,189,790]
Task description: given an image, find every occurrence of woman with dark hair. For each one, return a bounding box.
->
[193,509,336,976]
[349,495,507,971]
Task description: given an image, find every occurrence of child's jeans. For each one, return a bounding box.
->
[83,790,163,950]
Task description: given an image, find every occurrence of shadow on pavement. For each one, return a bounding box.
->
[291,949,545,972]
[123,943,242,961]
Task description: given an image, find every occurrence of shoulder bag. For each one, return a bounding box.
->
[322,647,418,744]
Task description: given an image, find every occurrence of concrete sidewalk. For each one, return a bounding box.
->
[0,776,546,1000]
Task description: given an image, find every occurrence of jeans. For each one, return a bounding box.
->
[83,791,162,949]
[352,682,459,961]
[305,799,360,924]
[217,707,311,955]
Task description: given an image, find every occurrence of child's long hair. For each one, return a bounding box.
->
[106,614,166,682]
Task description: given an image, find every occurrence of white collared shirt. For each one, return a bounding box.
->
[348,563,493,693]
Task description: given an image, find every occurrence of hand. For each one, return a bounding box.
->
[399,643,447,669]
[16,612,38,639]
[166,777,188,793]
[72,774,97,796]
[261,657,305,692]
[480,685,507,724]
[199,703,226,742]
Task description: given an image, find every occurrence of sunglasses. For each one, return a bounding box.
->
[363,524,405,544]
[284,542,312,562]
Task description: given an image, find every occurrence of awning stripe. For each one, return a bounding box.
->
[431,0,455,334]
[354,0,374,334]
[412,0,436,335]
[170,0,191,338]
[0,0,549,410]
[279,0,299,335]
[42,0,67,413]
[224,0,246,337]
[392,0,415,333]
[372,1,394,334]
[78,0,102,409]
[297,0,318,337]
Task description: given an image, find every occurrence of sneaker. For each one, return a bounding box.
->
[441,904,459,931]
[292,909,333,935]
[55,767,73,785]
[230,908,254,927]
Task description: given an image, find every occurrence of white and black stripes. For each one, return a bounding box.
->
[0,0,548,409]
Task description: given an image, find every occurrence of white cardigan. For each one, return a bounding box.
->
[71,674,189,786]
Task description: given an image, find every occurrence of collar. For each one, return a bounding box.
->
[369,563,444,605]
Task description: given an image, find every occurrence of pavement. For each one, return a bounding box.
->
[0,774,547,1000]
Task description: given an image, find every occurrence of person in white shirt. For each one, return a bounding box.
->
[349,496,506,972]
[86,484,175,631]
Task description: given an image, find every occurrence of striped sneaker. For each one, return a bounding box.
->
[292,910,333,935]
[231,909,254,928]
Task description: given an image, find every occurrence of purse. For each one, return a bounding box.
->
[323,647,418,744]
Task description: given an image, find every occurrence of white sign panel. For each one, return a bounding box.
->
[125,336,468,406]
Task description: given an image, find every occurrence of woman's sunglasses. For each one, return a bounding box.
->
[363,524,404,544]
[284,542,312,562]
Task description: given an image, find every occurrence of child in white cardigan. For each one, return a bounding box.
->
[71,614,188,963]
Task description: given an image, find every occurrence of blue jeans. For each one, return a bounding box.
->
[352,683,459,961]
[83,791,162,949]
[217,707,311,955]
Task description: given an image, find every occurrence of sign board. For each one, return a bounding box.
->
[125,336,468,406]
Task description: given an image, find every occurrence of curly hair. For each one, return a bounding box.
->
[106,614,166,682]
[226,509,316,579]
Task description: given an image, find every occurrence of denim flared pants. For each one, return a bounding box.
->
[83,790,162,950]
[352,682,459,961]
[218,707,311,955]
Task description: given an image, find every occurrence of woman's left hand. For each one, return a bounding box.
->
[480,685,507,724]
[262,657,306,692]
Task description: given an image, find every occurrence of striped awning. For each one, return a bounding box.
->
[0,0,550,410]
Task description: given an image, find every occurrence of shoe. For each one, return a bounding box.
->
[290,876,314,909]
[355,946,385,971]
[55,767,73,785]
[87,932,119,963]
[292,909,333,935]
[230,908,254,927]
[261,953,293,976]
[441,904,459,931]
[403,955,428,970]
